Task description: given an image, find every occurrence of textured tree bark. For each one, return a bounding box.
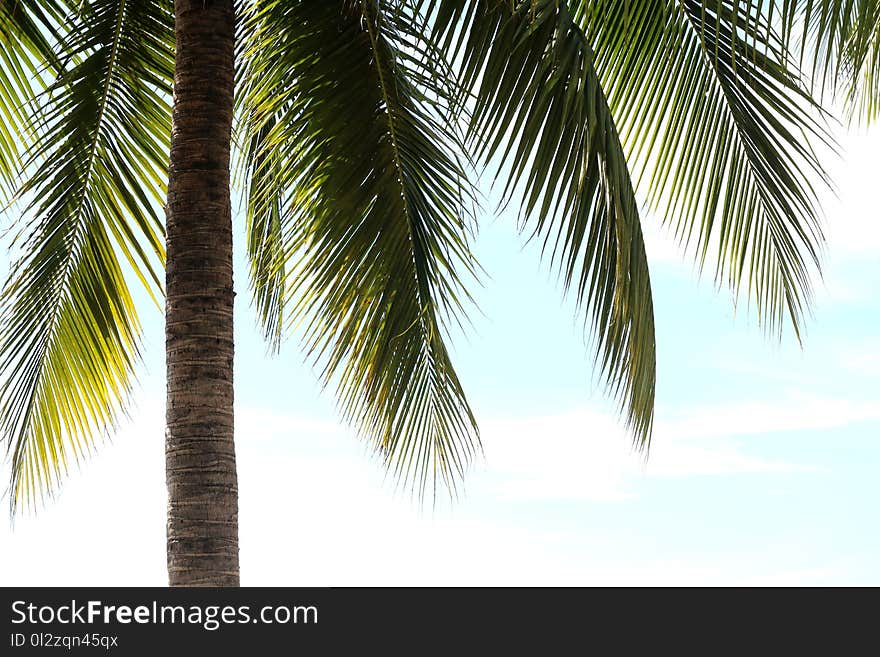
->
[165,0,239,586]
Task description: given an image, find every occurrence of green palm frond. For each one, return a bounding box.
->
[579,0,829,340]
[239,113,287,351]
[423,0,657,447]
[844,0,880,121]
[232,1,285,349]
[239,0,480,498]
[795,0,880,121]
[0,0,173,511]
[0,0,68,195]
[844,3,880,120]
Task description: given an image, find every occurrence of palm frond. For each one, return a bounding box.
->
[240,114,287,351]
[238,0,480,498]
[794,0,880,122]
[0,0,173,511]
[423,0,657,448]
[579,0,830,339]
[844,3,880,120]
[0,0,68,195]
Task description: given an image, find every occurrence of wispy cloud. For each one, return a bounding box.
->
[834,338,880,377]
[822,129,880,257]
[657,395,880,440]
[1,390,874,586]
[471,400,831,503]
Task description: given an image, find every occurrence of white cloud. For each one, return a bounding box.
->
[834,338,880,377]
[469,400,830,503]
[1,391,873,586]
[0,399,168,586]
[641,217,691,266]
[815,269,874,305]
[822,128,880,257]
[657,394,880,441]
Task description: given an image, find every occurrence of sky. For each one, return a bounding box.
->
[0,124,878,587]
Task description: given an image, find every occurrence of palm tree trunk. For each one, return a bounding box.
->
[165,0,239,586]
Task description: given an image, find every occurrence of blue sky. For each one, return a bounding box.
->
[1,125,878,586]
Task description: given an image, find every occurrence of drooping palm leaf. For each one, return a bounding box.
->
[0,0,68,195]
[793,0,880,121]
[239,114,287,351]
[423,0,657,447]
[0,0,173,510]
[238,0,480,498]
[579,0,829,338]
[841,3,880,119]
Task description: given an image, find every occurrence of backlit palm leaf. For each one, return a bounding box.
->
[580,0,829,338]
[238,0,480,498]
[0,0,173,510]
[793,0,880,121]
[842,3,880,119]
[0,0,67,194]
[423,0,657,447]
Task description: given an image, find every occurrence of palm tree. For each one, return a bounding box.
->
[0,0,830,585]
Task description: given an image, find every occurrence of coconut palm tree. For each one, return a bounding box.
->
[0,0,830,586]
